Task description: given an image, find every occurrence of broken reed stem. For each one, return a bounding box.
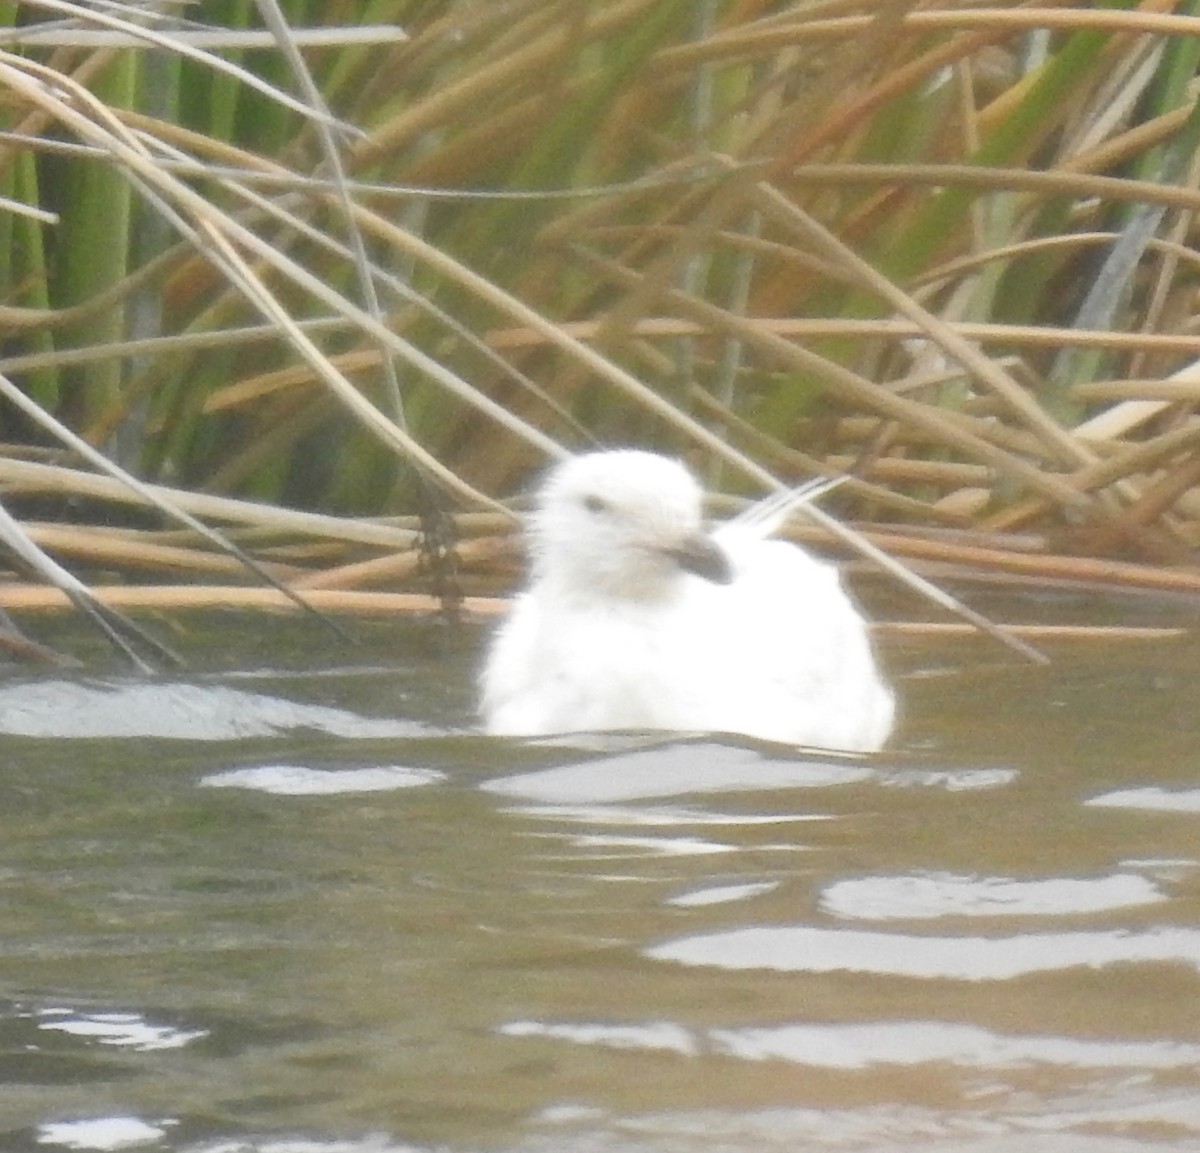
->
[4,519,1200,600]
[876,622,1185,640]
[291,536,510,590]
[24,523,305,579]
[0,584,504,616]
[6,497,1200,596]
[0,583,1185,644]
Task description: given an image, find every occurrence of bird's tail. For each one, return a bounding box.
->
[726,476,846,539]
[719,471,1049,666]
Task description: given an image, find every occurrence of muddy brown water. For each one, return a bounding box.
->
[0,594,1197,1153]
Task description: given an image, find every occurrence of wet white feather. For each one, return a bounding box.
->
[480,450,894,751]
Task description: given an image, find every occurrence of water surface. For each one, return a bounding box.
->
[0,599,1197,1153]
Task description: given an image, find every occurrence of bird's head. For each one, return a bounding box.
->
[528,450,733,600]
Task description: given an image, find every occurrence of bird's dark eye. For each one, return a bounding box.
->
[582,493,609,514]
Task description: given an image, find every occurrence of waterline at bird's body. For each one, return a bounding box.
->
[480,450,894,752]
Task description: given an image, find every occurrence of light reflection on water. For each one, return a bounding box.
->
[818,870,1169,919]
[0,608,1197,1153]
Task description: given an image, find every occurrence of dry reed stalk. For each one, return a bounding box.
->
[23,524,303,580]
[855,530,1200,598]
[290,536,512,591]
[0,582,1184,644]
[0,584,503,617]
[0,459,419,549]
[877,622,1186,640]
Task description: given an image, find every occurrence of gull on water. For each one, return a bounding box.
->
[480,449,894,752]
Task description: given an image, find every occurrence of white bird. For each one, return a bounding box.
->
[480,450,894,752]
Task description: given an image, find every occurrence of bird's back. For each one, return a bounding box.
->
[482,534,892,751]
[691,531,894,750]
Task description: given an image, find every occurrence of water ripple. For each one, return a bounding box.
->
[0,680,420,740]
[198,765,444,795]
[647,924,1200,979]
[1086,787,1200,813]
[820,871,1167,920]
[498,1016,1200,1072]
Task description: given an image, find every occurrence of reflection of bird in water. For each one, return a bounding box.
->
[481,449,894,752]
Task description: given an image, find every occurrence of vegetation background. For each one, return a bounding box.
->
[4,0,1200,657]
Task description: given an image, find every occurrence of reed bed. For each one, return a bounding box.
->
[2,1,1200,660]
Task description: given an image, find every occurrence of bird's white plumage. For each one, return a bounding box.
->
[480,450,894,752]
